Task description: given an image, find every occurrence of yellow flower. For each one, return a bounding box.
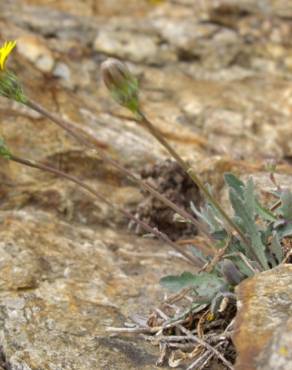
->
[0,41,16,70]
[148,0,165,4]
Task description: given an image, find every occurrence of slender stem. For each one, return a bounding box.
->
[26,99,209,238]
[270,199,281,212]
[25,99,262,267]
[9,153,203,267]
[137,112,188,172]
[138,110,264,268]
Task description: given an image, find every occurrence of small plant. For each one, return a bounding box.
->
[160,173,287,311]
[100,58,249,252]
[1,40,291,369]
[0,40,203,267]
[100,58,290,368]
[100,59,288,304]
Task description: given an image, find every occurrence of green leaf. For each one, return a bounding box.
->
[225,173,276,221]
[261,225,273,246]
[230,257,255,277]
[255,199,277,222]
[160,272,194,292]
[229,188,249,233]
[229,188,268,269]
[191,204,211,229]
[190,247,208,263]
[224,173,244,198]
[275,222,292,239]
[227,241,254,277]
[280,190,292,221]
[211,229,228,241]
[203,204,222,231]
[270,232,283,263]
[191,202,224,235]
[266,252,277,267]
[160,272,226,301]
[245,177,256,217]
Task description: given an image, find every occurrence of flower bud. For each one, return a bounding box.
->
[265,159,277,173]
[0,70,27,103]
[101,58,139,113]
[221,259,244,286]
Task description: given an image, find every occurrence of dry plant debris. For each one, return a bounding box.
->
[107,288,236,369]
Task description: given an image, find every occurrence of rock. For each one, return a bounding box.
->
[153,18,218,52]
[17,34,55,72]
[233,265,292,370]
[53,62,71,82]
[256,317,292,370]
[0,0,292,368]
[94,28,159,63]
[154,18,241,68]
[0,209,189,370]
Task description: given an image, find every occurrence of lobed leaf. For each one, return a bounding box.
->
[270,231,283,263]
[280,189,292,221]
[255,199,277,222]
[245,177,256,217]
[160,271,226,301]
[275,222,292,239]
[229,188,268,269]
[224,173,245,199]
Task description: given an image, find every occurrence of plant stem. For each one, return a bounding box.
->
[137,110,263,268]
[9,153,203,267]
[25,99,209,238]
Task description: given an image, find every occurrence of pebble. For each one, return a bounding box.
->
[17,34,55,73]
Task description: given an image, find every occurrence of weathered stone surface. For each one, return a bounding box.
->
[17,34,55,73]
[256,317,292,370]
[94,29,160,63]
[233,265,292,370]
[0,209,189,369]
[0,0,292,368]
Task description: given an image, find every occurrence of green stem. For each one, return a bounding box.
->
[25,98,210,238]
[137,110,264,269]
[10,153,203,267]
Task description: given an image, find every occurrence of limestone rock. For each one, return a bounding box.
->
[0,0,292,368]
[0,209,189,370]
[233,265,292,370]
[94,29,159,63]
[17,34,55,73]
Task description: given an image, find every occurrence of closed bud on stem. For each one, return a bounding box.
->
[265,159,277,174]
[222,259,244,286]
[101,58,139,113]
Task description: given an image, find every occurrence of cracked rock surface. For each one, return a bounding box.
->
[0,0,292,369]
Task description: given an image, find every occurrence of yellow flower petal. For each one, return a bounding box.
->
[0,40,16,70]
